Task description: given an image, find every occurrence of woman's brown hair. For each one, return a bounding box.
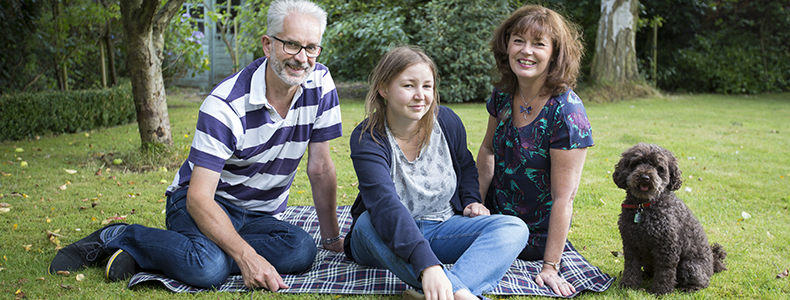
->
[491,5,584,96]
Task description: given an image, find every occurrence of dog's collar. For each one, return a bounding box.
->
[621,201,654,209]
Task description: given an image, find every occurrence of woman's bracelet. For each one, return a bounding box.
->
[543,260,561,271]
[321,235,342,245]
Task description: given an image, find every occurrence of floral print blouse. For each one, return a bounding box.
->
[485,87,594,248]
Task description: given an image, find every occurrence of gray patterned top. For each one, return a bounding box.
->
[386,121,456,221]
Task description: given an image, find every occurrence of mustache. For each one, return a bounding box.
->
[284,59,311,70]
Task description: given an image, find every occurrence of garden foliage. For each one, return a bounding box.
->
[637,0,790,93]
[320,0,513,102]
[0,84,136,141]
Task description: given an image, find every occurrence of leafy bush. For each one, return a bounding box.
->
[321,3,410,81]
[0,84,136,141]
[660,31,789,94]
[638,0,789,94]
[411,0,511,102]
[320,0,511,102]
[162,7,210,87]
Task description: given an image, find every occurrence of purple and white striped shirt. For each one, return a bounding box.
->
[166,57,342,215]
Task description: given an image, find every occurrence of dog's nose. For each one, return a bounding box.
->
[640,175,650,182]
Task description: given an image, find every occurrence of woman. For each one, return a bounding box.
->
[477,5,593,297]
[345,46,529,300]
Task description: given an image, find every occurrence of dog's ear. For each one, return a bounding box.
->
[666,149,683,191]
[612,155,629,189]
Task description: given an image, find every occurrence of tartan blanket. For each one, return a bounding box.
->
[128,206,614,297]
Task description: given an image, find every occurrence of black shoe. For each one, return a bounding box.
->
[105,249,141,281]
[48,222,128,275]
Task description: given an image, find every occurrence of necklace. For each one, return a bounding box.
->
[392,128,421,143]
[518,86,543,120]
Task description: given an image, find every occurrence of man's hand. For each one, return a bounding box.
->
[236,249,289,291]
[322,237,344,252]
[421,265,453,300]
[463,202,490,217]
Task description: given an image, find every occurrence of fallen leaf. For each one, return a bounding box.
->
[56,270,70,276]
[100,215,127,225]
[611,251,623,257]
[64,169,78,174]
[59,184,67,190]
[351,181,358,187]
[0,202,10,207]
[36,277,45,281]
[22,244,32,251]
[741,211,752,219]
[778,269,789,279]
[47,230,64,248]
[0,207,10,213]
[75,274,85,281]
[59,284,73,289]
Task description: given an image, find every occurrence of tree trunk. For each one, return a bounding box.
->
[105,33,118,87]
[590,0,639,84]
[120,0,184,148]
[99,39,107,88]
[100,0,118,87]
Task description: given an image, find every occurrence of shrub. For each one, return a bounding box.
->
[0,84,136,141]
[321,3,410,81]
[410,0,511,103]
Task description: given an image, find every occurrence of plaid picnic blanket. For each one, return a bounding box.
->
[128,206,614,297]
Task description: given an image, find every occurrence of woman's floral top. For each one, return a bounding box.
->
[485,87,593,248]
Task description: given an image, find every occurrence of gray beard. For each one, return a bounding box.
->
[270,48,314,86]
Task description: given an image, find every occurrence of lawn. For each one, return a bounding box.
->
[1,90,788,299]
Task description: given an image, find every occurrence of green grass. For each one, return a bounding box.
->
[1,90,789,299]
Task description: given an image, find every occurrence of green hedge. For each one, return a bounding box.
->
[0,84,136,141]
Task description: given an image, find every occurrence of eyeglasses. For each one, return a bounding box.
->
[270,36,323,58]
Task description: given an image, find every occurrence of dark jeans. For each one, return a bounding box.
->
[104,188,316,288]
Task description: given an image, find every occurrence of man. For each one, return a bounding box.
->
[48,0,343,291]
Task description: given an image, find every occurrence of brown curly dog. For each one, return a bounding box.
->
[613,143,726,295]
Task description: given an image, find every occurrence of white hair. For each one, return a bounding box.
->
[266,0,327,38]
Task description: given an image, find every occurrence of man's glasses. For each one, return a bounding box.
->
[270,36,323,58]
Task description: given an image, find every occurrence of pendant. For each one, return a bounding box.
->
[634,208,643,223]
[520,105,532,115]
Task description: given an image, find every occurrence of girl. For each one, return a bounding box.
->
[344,45,529,300]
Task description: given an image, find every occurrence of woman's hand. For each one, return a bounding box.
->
[463,202,490,217]
[421,265,454,300]
[534,266,576,296]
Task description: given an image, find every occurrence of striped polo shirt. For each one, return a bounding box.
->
[166,57,342,215]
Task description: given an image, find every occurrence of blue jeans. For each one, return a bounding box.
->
[104,188,316,288]
[349,211,528,296]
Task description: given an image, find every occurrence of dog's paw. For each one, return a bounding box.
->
[619,279,642,290]
[678,285,704,293]
[648,285,674,296]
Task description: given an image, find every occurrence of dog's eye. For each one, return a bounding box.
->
[658,166,665,173]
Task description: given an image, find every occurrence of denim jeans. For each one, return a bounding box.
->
[349,211,528,296]
[104,188,316,288]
